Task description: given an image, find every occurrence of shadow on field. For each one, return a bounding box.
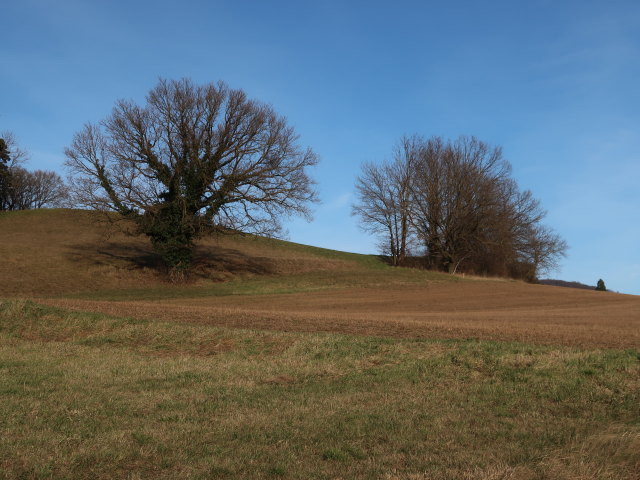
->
[192,246,276,276]
[66,242,277,278]
[67,242,163,271]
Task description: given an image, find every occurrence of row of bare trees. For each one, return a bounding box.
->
[0,134,68,211]
[353,135,567,281]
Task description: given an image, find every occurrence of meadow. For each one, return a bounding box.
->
[1,209,639,479]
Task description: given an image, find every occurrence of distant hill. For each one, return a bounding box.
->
[539,279,596,291]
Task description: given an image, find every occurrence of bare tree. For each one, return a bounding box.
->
[2,167,32,210]
[0,132,29,211]
[0,167,68,211]
[352,136,417,265]
[479,178,567,280]
[411,136,512,273]
[0,140,8,210]
[0,134,63,212]
[0,132,28,167]
[28,170,68,208]
[520,224,568,278]
[355,134,568,281]
[65,78,318,280]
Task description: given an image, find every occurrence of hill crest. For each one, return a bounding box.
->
[0,209,447,297]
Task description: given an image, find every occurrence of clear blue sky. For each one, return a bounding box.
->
[2,0,639,294]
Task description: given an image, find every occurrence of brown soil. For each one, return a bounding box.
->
[42,281,640,349]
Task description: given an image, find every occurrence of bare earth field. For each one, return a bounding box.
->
[43,282,640,349]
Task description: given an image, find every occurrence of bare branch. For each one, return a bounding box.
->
[65,78,318,277]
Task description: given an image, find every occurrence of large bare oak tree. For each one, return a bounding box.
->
[65,79,318,280]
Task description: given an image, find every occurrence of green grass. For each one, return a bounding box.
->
[65,267,458,302]
[233,233,391,269]
[1,301,638,479]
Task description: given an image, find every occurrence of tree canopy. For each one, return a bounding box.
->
[65,78,318,279]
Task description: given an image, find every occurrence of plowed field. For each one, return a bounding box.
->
[43,281,640,349]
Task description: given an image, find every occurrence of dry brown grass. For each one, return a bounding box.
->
[0,209,358,296]
[42,281,640,349]
[3,210,640,479]
[1,301,639,479]
[539,424,640,480]
[4,209,639,349]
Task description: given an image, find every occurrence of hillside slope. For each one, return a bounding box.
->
[3,211,639,479]
[0,209,449,297]
[4,209,639,349]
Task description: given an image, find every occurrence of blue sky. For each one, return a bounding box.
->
[2,0,639,294]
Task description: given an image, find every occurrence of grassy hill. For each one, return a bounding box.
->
[539,279,597,290]
[0,209,452,298]
[2,209,639,479]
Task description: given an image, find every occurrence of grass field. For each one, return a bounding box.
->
[0,209,451,298]
[1,210,639,479]
[2,301,639,479]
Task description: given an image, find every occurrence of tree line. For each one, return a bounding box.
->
[352,135,567,281]
[0,133,67,211]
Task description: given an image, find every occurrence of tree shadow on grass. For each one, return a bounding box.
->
[67,242,162,271]
[66,241,277,279]
[191,246,276,277]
